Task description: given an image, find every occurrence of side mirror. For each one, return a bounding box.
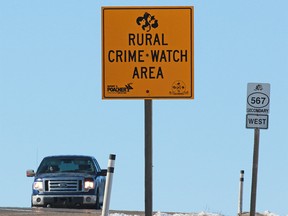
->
[99,169,107,176]
[26,169,35,177]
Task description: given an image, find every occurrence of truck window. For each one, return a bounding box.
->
[37,157,96,174]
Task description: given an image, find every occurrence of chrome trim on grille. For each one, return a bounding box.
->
[46,179,82,192]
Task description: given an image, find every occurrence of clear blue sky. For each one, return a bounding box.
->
[0,1,288,215]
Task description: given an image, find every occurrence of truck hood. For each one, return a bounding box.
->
[35,172,94,179]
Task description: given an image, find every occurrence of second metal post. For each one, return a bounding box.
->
[250,128,260,216]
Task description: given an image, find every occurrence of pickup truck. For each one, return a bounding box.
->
[26,155,107,209]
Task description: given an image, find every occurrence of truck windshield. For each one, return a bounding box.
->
[37,157,95,174]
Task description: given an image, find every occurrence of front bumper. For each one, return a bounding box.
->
[32,194,97,208]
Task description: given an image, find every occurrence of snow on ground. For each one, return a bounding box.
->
[262,211,279,216]
[109,213,221,216]
[110,210,280,216]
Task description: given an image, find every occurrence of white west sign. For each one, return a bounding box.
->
[246,114,269,129]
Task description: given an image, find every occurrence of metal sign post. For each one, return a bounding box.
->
[250,128,260,216]
[145,100,153,216]
[246,83,270,216]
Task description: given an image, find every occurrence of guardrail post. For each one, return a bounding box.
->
[238,170,244,215]
[101,154,116,216]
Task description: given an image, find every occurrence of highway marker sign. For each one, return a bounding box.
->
[246,83,270,115]
[246,83,270,129]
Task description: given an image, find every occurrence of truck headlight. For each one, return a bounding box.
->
[33,181,43,191]
[84,178,95,191]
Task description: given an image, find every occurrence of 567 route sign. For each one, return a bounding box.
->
[102,6,194,99]
[246,83,270,129]
[247,83,270,114]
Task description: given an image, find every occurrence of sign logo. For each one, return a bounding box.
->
[170,80,188,95]
[136,12,159,32]
[107,83,134,94]
[254,84,263,91]
[102,7,194,99]
[59,183,68,188]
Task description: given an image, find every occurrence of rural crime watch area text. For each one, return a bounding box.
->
[107,33,189,79]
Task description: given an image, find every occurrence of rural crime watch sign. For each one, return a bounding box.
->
[102,6,194,99]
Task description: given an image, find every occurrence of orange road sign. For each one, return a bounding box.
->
[102,6,194,99]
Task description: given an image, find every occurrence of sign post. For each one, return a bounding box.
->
[102,7,194,216]
[246,83,270,216]
[145,99,153,216]
[250,128,260,216]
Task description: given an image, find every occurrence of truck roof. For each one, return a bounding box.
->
[43,155,95,159]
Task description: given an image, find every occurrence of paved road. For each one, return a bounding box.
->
[0,208,146,216]
[0,208,268,216]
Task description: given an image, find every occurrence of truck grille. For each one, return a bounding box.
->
[45,179,82,192]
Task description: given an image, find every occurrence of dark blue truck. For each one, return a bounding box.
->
[26,155,106,209]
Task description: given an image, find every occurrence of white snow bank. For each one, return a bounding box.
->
[153,212,221,216]
[262,211,279,216]
[110,211,280,216]
[110,212,222,216]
